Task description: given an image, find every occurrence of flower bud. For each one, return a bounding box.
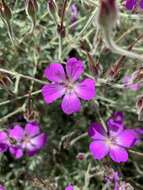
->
[0,0,12,22]
[97,0,119,29]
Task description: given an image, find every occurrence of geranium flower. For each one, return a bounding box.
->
[8,122,47,158]
[65,185,74,190]
[42,57,96,115]
[88,112,137,163]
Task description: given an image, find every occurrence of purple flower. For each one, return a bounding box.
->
[42,57,96,115]
[105,169,120,190]
[7,122,47,158]
[0,185,6,190]
[65,185,74,190]
[88,112,137,163]
[125,0,137,10]
[122,71,143,91]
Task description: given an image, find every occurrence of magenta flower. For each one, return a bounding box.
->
[42,57,96,115]
[65,185,74,190]
[88,112,137,163]
[0,185,6,190]
[8,122,47,158]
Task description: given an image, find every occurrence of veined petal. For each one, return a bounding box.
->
[31,133,47,150]
[0,131,8,142]
[25,123,40,137]
[107,119,124,137]
[9,146,23,159]
[89,140,109,160]
[61,92,81,114]
[88,122,106,140]
[116,129,137,148]
[75,79,96,100]
[44,63,66,82]
[42,84,65,104]
[9,125,24,142]
[66,57,84,81]
[109,145,128,163]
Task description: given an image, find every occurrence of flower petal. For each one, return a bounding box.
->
[66,57,84,81]
[44,63,66,82]
[42,84,65,104]
[107,115,124,137]
[75,79,95,100]
[116,129,137,148]
[125,0,136,10]
[0,131,8,142]
[27,150,39,157]
[25,122,40,137]
[0,144,8,153]
[88,122,106,140]
[65,185,74,190]
[89,141,109,160]
[109,145,128,163]
[9,125,24,142]
[31,133,47,150]
[61,93,81,114]
[9,146,23,159]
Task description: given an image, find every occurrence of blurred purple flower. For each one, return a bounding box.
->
[89,112,137,163]
[122,71,143,91]
[125,0,137,10]
[0,185,6,190]
[105,169,120,190]
[42,57,96,115]
[65,185,74,190]
[8,122,47,158]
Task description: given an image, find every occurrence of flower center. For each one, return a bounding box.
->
[106,136,116,147]
[23,135,31,144]
[64,80,74,91]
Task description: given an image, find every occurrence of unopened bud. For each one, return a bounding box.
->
[0,0,12,22]
[97,0,119,29]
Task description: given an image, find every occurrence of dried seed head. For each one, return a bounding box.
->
[0,0,12,21]
[97,0,119,29]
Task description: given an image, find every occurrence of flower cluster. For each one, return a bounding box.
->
[42,57,96,115]
[0,122,47,159]
[88,112,138,163]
